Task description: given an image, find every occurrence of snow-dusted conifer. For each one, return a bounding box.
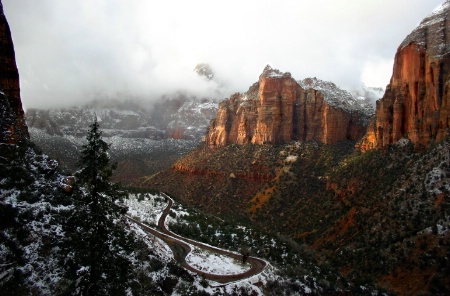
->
[62,119,132,295]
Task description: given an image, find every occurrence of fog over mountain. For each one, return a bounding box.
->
[3,0,443,108]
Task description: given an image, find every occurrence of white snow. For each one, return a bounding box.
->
[396,138,411,148]
[29,127,199,158]
[128,222,173,261]
[1,143,317,294]
[400,1,450,58]
[425,166,448,193]
[185,246,251,275]
[299,77,373,115]
[124,193,168,226]
[127,194,271,279]
[285,155,298,163]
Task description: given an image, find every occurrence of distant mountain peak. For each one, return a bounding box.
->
[261,64,291,78]
[194,63,214,80]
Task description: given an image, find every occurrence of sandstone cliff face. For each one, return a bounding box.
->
[358,2,450,151]
[206,65,372,147]
[0,0,28,144]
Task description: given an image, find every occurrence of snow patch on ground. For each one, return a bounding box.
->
[186,246,251,275]
[124,193,168,226]
[128,222,173,261]
[396,138,411,147]
[425,166,449,194]
[285,155,298,163]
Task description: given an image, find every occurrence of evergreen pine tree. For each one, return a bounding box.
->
[62,119,132,295]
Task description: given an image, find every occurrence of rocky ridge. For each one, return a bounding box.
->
[25,98,214,181]
[206,65,373,147]
[27,96,218,141]
[358,1,450,151]
[298,77,373,115]
[137,6,450,294]
[0,1,28,144]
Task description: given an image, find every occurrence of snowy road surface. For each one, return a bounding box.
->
[127,193,267,284]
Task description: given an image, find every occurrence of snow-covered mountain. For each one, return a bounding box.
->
[298,77,375,116]
[27,96,218,140]
[26,96,218,182]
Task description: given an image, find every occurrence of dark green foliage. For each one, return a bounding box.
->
[0,202,28,295]
[0,141,73,295]
[0,203,24,264]
[0,143,33,190]
[167,203,344,292]
[153,138,450,293]
[0,144,31,295]
[1,126,192,294]
[29,127,199,185]
[62,120,132,295]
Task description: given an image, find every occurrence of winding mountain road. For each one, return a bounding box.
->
[127,193,267,284]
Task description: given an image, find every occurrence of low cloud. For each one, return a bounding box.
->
[3,0,443,108]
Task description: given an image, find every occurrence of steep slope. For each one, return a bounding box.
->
[206,65,372,147]
[141,65,373,215]
[138,5,450,294]
[359,1,450,151]
[139,135,450,294]
[0,5,223,292]
[0,1,28,144]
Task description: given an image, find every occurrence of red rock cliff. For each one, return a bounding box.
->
[0,0,29,144]
[358,2,450,151]
[206,65,372,147]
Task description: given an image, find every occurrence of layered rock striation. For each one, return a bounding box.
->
[358,1,450,151]
[0,0,29,144]
[206,65,372,147]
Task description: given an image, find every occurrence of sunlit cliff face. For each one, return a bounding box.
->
[206,66,371,148]
[358,2,450,151]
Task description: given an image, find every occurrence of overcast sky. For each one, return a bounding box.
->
[3,0,444,108]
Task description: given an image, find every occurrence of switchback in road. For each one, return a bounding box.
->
[127,193,267,284]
